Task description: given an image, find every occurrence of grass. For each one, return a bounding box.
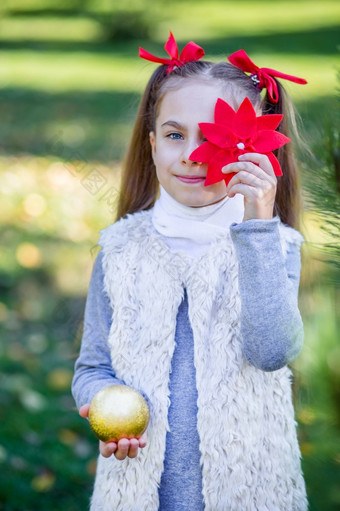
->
[0,16,104,42]
[0,1,339,509]
[154,0,340,41]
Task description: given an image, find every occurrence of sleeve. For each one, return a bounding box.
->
[229,216,304,372]
[71,251,125,409]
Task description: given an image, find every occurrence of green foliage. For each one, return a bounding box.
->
[97,10,151,41]
[301,95,340,284]
[0,154,116,509]
[295,284,340,510]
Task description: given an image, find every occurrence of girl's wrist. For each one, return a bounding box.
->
[242,204,275,222]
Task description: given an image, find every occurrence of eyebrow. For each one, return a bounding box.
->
[160,120,185,129]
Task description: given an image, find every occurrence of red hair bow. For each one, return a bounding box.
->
[228,49,307,103]
[139,32,205,74]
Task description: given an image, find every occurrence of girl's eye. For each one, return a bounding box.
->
[167,132,183,140]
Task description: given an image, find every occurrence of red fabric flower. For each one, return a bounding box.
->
[189,97,290,186]
[139,32,205,74]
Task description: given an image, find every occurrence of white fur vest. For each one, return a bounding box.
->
[91,210,307,511]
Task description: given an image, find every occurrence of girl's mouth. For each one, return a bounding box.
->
[175,175,206,184]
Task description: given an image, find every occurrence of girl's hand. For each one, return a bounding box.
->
[222,153,277,222]
[79,404,148,460]
[99,432,147,460]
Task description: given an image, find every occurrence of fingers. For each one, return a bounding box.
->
[138,431,147,448]
[225,170,264,194]
[222,153,275,176]
[79,404,90,418]
[226,171,275,198]
[100,435,148,460]
[222,153,275,181]
[100,440,118,458]
[112,438,132,460]
[124,438,139,459]
[222,153,277,221]
[222,154,276,197]
[112,438,130,460]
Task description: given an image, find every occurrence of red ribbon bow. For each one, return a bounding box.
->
[228,49,307,103]
[139,32,205,74]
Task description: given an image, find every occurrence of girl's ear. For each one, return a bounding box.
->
[149,131,156,160]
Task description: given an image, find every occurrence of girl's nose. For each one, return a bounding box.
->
[181,140,202,166]
[182,155,202,166]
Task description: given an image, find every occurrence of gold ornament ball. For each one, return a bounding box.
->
[88,385,149,442]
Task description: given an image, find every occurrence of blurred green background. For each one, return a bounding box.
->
[0,1,339,509]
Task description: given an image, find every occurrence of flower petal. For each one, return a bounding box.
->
[205,150,235,185]
[234,97,257,139]
[205,166,225,186]
[267,152,283,176]
[257,114,283,131]
[254,130,290,152]
[189,141,217,163]
[199,123,236,148]
[214,98,236,127]
[209,149,237,186]
[223,171,237,187]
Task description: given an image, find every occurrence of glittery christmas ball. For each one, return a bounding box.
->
[88,385,149,442]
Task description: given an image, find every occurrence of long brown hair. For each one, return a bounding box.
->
[116,60,302,229]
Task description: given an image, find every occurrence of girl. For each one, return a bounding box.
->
[72,33,308,511]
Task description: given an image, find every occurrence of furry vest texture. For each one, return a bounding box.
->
[91,210,307,511]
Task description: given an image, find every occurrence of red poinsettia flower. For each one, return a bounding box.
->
[189,97,290,186]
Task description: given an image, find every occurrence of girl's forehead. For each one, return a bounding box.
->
[157,81,232,121]
[157,79,260,121]
[156,79,250,122]
[161,80,225,104]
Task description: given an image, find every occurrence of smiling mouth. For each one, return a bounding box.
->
[175,175,206,184]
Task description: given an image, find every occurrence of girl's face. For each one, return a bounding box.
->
[150,81,230,207]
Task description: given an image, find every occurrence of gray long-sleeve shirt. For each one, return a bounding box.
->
[72,217,304,511]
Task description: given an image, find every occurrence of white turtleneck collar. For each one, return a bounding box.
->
[152,186,244,258]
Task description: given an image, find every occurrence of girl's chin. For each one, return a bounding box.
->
[190,196,227,208]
